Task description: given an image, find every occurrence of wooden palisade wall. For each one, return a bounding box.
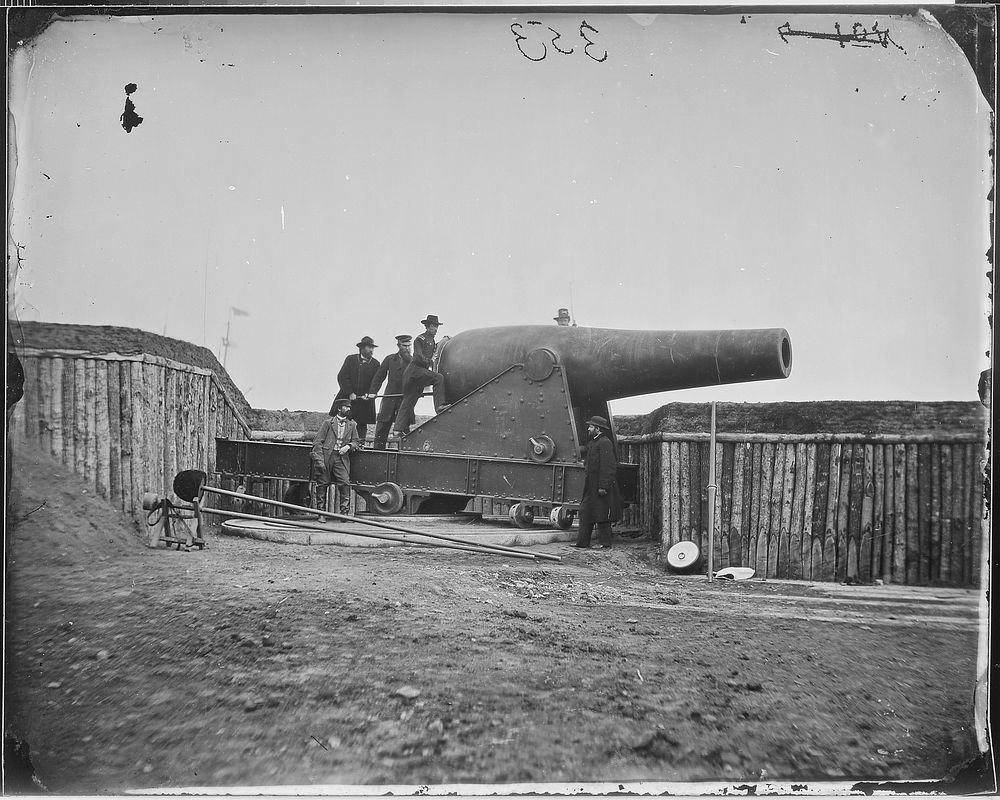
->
[9,349,253,519]
[618,402,989,588]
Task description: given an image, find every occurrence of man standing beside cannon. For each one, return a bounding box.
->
[311,398,362,518]
[573,415,622,549]
[334,335,381,444]
[366,334,412,450]
[392,315,445,437]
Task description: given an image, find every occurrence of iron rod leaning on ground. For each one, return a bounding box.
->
[200,486,562,562]
[197,505,539,561]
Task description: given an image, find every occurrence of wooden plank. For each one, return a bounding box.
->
[872,445,886,581]
[929,444,942,582]
[197,374,210,474]
[777,444,796,578]
[154,364,168,495]
[131,361,148,507]
[670,442,681,545]
[845,444,863,580]
[690,440,703,551]
[916,444,932,584]
[950,446,968,586]
[83,360,98,492]
[711,442,723,572]
[858,444,874,583]
[741,442,754,569]
[768,443,786,578]
[660,441,671,548]
[163,369,177,499]
[118,363,133,516]
[678,441,691,542]
[37,357,52,456]
[825,444,844,582]
[50,358,64,462]
[799,444,816,580]
[811,443,831,581]
[892,444,907,584]
[173,369,185,484]
[757,443,775,577]
[207,381,220,479]
[61,358,75,467]
[95,364,111,500]
[720,442,734,569]
[939,444,953,584]
[748,443,762,570]
[729,442,746,567]
[968,445,984,586]
[837,444,857,582]
[73,359,87,478]
[905,445,920,584]
[788,443,807,580]
[106,361,122,510]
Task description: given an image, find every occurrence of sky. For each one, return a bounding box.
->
[7,8,992,417]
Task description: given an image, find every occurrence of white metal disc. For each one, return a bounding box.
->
[666,540,701,570]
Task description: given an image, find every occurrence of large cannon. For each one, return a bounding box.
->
[216,325,792,527]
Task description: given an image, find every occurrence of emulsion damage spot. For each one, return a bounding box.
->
[120,83,143,133]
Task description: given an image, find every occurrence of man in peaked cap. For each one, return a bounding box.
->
[392,315,445,437]
[333,335,381,444]
[366,334,413,450]
[573,415,622,549]
[554,308,572,326]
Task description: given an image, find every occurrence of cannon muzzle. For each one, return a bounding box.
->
[438,325,792,406]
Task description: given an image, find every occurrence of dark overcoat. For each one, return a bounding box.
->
[335,354,381,424]
[581,433,623,522]
[368,352,411,422]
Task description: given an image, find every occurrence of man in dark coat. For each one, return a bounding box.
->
[334,335,381,443]
[573,415,622,549]
[366,335,413,450]
[392,315,445,437]
[311,398,362,517]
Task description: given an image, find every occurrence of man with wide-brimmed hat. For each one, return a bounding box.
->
[554,308,572,326]
[366,334,413,450]
[333,335,381,443]
[311,397,362,518]
[573,415,622,549]
[392,315,445,437]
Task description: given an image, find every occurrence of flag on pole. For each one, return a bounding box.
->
[231,307,250,317]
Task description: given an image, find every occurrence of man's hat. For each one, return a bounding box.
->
[554,308,571,322]
[333,397,352,411]
[395,335,413,344]
[356,336,378,348]
[585,415,611,431]
[420,315,442,326]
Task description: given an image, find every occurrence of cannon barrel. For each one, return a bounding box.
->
[437,325,792,405]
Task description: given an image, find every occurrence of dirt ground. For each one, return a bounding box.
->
[3,447,990,794]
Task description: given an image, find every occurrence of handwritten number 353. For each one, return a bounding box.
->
[511,20,608,63]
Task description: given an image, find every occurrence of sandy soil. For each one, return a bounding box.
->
[3,447,989,794]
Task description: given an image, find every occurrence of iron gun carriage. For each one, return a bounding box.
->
[216,325,792,527]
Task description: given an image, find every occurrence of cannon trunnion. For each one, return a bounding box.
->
[215,324,791,526]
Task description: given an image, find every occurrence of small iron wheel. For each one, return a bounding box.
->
[509,502,535,529]
[549,505,574,530]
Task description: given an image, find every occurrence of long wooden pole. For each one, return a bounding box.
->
[197,505,539,561]
[707,401,717,582]
[200,485,561,562]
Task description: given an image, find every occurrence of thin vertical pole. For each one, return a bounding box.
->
[707,401,717,581]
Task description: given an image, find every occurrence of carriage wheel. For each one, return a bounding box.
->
[509,503,535,529]
[370,482,405,515]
